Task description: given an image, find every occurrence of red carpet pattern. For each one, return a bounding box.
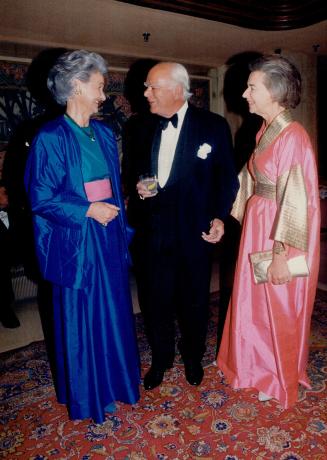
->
[1,291,327,459]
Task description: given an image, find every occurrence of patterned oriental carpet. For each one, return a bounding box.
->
[1,290,327,460]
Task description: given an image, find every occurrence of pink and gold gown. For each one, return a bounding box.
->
[217,110,320,408]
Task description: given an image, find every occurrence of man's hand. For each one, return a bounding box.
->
[201,218,224,244]
[136,176,158,200]
[136,180,154,200]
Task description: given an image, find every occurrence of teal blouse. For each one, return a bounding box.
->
[64,115,109,182]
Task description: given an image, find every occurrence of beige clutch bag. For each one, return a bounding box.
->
[249,250,309,284]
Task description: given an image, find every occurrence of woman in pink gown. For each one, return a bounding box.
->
[217,55,320,408]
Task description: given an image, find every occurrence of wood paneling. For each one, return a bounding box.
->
[117,0,327,30]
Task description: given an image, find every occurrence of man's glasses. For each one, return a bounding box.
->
[144,82,174,90]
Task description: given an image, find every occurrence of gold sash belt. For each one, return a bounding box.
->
[254,181,276,200]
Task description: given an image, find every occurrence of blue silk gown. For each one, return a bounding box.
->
[25,115,140,423]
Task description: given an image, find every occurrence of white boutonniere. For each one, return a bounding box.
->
[197,143,212,159]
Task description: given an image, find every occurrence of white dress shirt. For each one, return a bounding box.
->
[0,209,9,229]
[158,101,188,187]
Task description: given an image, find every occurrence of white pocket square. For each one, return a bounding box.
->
[197,143,212,159]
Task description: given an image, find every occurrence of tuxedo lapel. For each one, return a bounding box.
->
[0,217,8,233]
[150,124,162,177]
[165,107,198,187]
[0,210,10,233]
[150,107,200,188]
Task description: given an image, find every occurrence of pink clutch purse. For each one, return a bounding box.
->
[84,178,112,202]
[249,250,309,284]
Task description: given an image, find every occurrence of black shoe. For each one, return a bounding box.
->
[0,309,20,329]
[144,367,166,390]
[184,362,204,386]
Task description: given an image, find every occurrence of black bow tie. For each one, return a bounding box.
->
[159,113,178,130]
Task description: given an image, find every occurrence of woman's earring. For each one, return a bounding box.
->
[74,87,82,96]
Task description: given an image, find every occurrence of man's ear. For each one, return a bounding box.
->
[173,84,184,100]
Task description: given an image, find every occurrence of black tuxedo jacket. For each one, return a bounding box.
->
[127,105,239,256]
[0,209,17,269]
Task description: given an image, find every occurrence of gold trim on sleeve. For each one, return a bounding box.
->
[272,164,308,251]
[231,164,254,224]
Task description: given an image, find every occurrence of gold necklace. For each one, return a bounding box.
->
[64,113,96,142]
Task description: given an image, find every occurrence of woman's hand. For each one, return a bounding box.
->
[267,253,292,285]
[86,202,120,226]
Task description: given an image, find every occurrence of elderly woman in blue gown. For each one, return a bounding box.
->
[24,50,140,423]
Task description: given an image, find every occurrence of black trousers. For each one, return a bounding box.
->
[0,260,14,316]
[132,229,213,370]
[0,221,15,320]
[216,215,241,356]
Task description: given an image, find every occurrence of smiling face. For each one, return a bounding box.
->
[74,71,106,117]
[242,70,276,121]
[144,63,184,118]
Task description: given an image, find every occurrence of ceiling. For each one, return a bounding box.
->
[118,0,327,30]
[1,0,326,74]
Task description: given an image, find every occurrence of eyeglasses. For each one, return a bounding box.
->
[144,82,174,90]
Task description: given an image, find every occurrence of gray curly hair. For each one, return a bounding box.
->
[47,49,108,105]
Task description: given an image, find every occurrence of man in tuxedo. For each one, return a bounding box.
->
[0,182,20,328]
[129,62,239,390]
